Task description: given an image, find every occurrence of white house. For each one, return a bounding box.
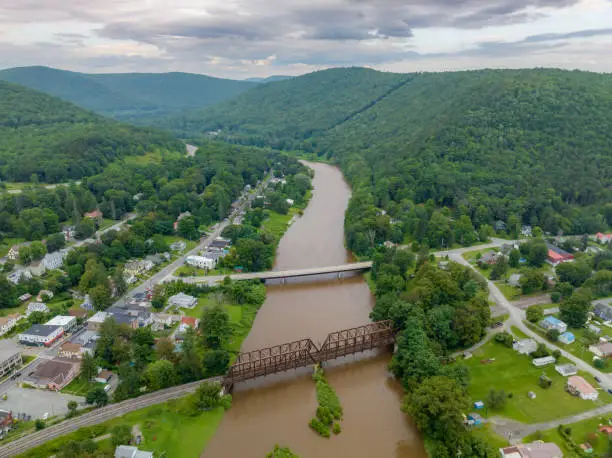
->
[513,339,537,355]
[186,255,215,270]
[42,250,67,270]
[123,272,137,285]
[532,356,556,367]
[0,314,20,336]
[45,316,77,333]
[567,375,598,401]
[7,269,32,285]
[168,293,198,309]
[26,302,49,317]
[124,260,154,276]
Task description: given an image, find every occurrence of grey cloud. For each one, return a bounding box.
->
[524,28,612,43]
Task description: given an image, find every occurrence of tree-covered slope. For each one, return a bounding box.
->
[327,69,612,252]
[163,67,410,147]
[166,66,612,249]
[0,66,257,122]
[0,80,181,182]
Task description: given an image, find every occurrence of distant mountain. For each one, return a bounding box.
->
[0,80,181,182]
[163,67,408,146]
[0,66,258,122]
[244,75,292,83]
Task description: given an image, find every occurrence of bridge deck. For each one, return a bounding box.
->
[168,261,373,284]
[223,320,394,389]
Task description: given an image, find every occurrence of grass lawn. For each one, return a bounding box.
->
[510,325,529,340]
[62,376,100,396]
[98,218,118,231]
[162,235,198,252]
[496,282,522,301]
[526,322,612,374]
[523,415,612,456]
[183,295,243,325]
[261,208,298,240]
[471,424,509,449]
[17,401,225,458]
[464,341,608,424]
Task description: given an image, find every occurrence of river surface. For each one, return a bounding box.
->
[202,162,426,458]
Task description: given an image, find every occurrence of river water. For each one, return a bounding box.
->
[202,162,426,458]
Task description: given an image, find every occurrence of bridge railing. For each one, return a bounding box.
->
[223,320,394,389]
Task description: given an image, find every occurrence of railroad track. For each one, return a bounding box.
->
[0,377,222,457]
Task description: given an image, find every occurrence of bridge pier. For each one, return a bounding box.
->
[337,272,342,280]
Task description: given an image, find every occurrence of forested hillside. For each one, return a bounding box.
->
[170,67,612,253]
[0,66,257,122]
[163,67,410,147]
[0,80,181,182]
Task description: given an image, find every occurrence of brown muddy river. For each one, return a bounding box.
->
[202,162,426,458]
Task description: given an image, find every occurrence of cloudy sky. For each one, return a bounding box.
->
[1,0,611,79]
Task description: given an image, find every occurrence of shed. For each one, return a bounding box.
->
[559,332,575,345]
[532,356,556,367]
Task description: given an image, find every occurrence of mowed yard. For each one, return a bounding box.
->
[524,415,612,456]
[464,341,609,423]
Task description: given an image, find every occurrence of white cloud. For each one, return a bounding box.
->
[0,0,610,77]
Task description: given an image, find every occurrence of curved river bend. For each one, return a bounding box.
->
[202,162,426,458]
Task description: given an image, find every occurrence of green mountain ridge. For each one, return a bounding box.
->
[0,66,258,122]
[162,66,612,249]
[163,67,409,147]
[0,79,182,182]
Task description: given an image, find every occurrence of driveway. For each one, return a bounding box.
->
[441,249,612,390]
[0,387,84,419]
[491,403,612,443]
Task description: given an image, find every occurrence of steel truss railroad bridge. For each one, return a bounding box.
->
[222,320,395,391]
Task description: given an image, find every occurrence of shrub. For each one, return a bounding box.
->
[539,375,552,389]
[552,350,561,360]
[494,332,513,348]
[332,422,342,435]
[551,292,561,303]
[547,329,560,342]
[595,358,607,369]
[526,306,544,323]
[309,418,330,438]
[316,406,334,425]
[34,419,45,430]
[531,343,550,358]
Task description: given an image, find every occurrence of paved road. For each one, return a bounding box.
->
[440,246,612,390]
[492,403,612,442]
[0,378,221,458]
[114,174,271,307]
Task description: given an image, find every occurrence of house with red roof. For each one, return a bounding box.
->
[546,243,574,266]
[595,233,612,244]
[84,210,103,219]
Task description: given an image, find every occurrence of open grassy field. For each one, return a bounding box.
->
[523,415,612,456]
[464,341,608,423]
[16,401,225,458]
[261,208,299,240]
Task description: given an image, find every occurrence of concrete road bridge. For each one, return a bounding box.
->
[165,261,373,285]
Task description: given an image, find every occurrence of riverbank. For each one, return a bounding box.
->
[201,161,426,458]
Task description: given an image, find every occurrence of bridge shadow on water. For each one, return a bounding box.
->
[263,270,363,286]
